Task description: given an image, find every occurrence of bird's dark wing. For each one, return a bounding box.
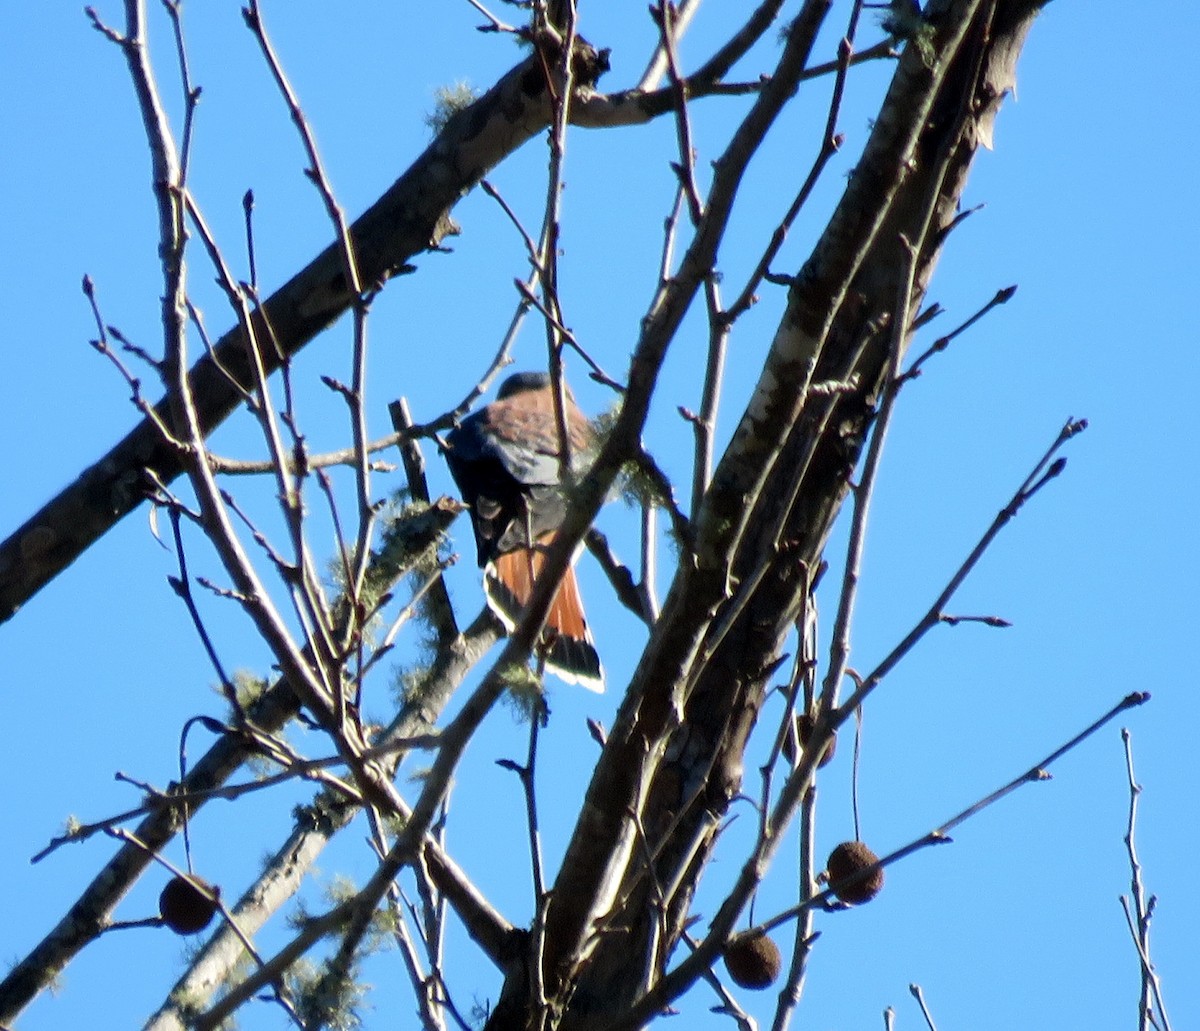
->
[444,391,590,564]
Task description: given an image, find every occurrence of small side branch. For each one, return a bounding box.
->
[1120,729,1173,1031]
[840,416,1088,716]
[753,691,1150,941]
[909,983,939,1031]
[900,284,1017,384]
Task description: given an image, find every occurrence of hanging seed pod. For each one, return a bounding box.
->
[159,875,220,935]
[826,840,884,905]
[723,931,782,990]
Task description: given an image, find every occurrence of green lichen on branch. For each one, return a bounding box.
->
[500,663,545,723]
[424,81,479,133]
[877,0,937,67]
[289,958,368,1031]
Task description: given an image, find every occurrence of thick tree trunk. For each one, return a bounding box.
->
[484,1,1045,1026]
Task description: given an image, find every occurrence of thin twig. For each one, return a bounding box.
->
[463,0,517,34]
[159,0,199,187]
[1120,729,1174,1031]
[639,498,661,622]
[584,528,652,624]
[34,728,445,863]
[481,178,541,266]
[755,691,1150,938]
[164,505,239,708]
[770,595,820,1031]
[840,416,1088,716]
[819,230,916,716]
[723,24,855,325]
[900,285,1017,384]
[533,0,580,480]
[82,276,178,442]
[654,0,704,225]
[242,189,258,290]
[244,0,378,618]
[99,827,294,1025]
[636,0,703,91]
[657,183,687,288]
[684,929,758,1031]
[851,697,864,841]
[909,983,938,1031]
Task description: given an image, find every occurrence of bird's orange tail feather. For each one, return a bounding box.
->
[485,543,603,691]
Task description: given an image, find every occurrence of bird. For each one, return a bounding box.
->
[443,371,604,690]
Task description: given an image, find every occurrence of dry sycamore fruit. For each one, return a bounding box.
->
[723,931,782,990]
[159,875,220,935]
[782,713,837,768]
[826,840,884,905]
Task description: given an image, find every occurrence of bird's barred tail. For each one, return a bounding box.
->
[485,543,604,692]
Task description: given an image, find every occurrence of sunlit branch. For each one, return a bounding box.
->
[818,230,916,715]
[1120,729,1174,1031]
[909,983,940,1031]
[840,416,1087,716]
[900,284,1017,383]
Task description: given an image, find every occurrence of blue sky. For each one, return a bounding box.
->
[2,2,1197,1029]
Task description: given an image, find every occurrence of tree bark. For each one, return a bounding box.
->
[483,1,1046,1025]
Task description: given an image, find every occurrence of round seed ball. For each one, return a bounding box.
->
[159,875,220,935]
[826,840,884,904]
[723,931,782,990]
[790,713,836,767]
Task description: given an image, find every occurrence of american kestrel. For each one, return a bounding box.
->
[444,371,603,690]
